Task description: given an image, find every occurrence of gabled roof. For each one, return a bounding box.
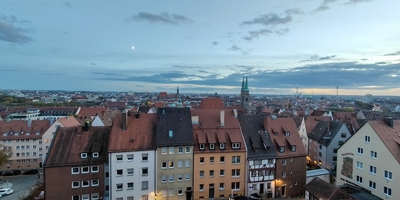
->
[78,107,108,117]
[309,121,345,147]
[238,115,278,160]
[0,120,51,139]
[45,126,111,167]
[108,112,156,152]
[305,116,332,135]
[369,119,400,164]
[156,107,194,147]
[58,117,80,127]
[304,177,354,200]
[198,98,225,109]
[311,110,326,116]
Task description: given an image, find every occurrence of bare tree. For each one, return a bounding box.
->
[0,144,12,167]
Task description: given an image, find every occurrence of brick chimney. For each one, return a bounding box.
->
[220,110,225,127]
[121,109,128,130]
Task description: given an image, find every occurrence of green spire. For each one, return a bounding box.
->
[243,76,249,92]
[241,76,245,91]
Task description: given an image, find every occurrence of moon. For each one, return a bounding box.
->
[131,46,135,50]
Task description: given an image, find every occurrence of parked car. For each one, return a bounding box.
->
[250,193,261,200]
[0,188,13,196]
[11,170,21,175]
[23,169,38,175]
[2,171,14,176]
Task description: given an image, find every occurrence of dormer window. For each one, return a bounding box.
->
[36,132,40,135]
[232,143,240,149]
[200,144,205,150]
[168,130,173,138]
[92,152,99,158]
[285,131,290,136]
[15,132,19,136]
[26,132,30,135]
[81,153,88,159]
[291,145,296,152]
[210,143,215,150]
[279,146,285,153]
[220,143,225,150]
[2,133,7,136]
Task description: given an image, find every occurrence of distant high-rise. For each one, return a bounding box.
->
[240,76,250,110]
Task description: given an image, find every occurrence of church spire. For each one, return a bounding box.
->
[242,76,249,92]
[241,76,245,91]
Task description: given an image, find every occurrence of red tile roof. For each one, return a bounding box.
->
[198,98,225,109]
[305,116,332,134]
[0,120,51,139]
[78,107,108,117]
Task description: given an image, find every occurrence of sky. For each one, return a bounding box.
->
[1,0,400,95]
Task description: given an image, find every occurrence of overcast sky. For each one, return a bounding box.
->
[1,0,400,95]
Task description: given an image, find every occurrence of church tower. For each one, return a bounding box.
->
[240,76,250,110]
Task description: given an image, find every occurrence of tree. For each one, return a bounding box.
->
[0,144,12,167]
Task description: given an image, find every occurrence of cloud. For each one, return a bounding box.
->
[91,63,96,65]
[64,2,73,9]
[227,45,241,51]
[0,14,30,24]
[345,0,373,5]
[0,20,34,44]
[384,51,400,56]
[241,13,292,27]
[299,54,336,62]
[212,41,218,46]
[131,12,193,25]
[312,0,339,13]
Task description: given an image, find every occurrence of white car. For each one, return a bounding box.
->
[0,188,13,196]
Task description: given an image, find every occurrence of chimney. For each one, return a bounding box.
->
[220,110,225,127]
[385,117,394,128]
[233,109,238,118]
[122,109,128,130]
[28,118,32,127]
[83,120,89,131]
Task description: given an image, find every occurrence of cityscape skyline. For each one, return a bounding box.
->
[1,0,400,95]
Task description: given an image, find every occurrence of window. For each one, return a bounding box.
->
[161,161,167,169]
[232,156,240,164]
[370,151,377,159]
[220,143,225,149]
[356,175,363,184]
[220,183,225,190]
[142,195,149,200]
[341,133,346,138]
[141,181,148,190]
[384,186,392,196]
[185,146,191,153]
[357,147,363,155]
[91,166,99,173]
[231,182,240,190]
[232,143,240,149]
[169,161,174,168]
[285,131,290,136]
[319,152,322,157]
[210,170,214,177]
[92,193,100,200]
[116,155,123,161]
[161,175,167,183]
[282,159,286,165]
[356,161,363,169]
[81,153,87,159]
[178,174,183,181]
[369,165,377,174]
[199,184,204,191]
[82,180,90,187]
[142,153,148,162]
[185,173,190,180]
[169,147,174,154]
[232,169,240,177]
[178,188,183,195]
[255,160,262,165]
[127,182,134,190]
[210,157,214,163]
[291,145,296,152]
[210,143,215,149]
[338,141,344,145]
[71,167,79,174]
[127,197,134,200]
[369,181,376,190]
[178,146,183,154]
[72,181,80,188]
[116,169,123,176]
[279,146,285,153]
[142,168,148,176]
[82,194,90,200]
[169,174,174,182]
[200,144,205,150]
[81,166,89,174]
[168,130,173,138]
[92,152,99,158]
[92,179,99,186]
[178,160,183,168]
[162,147,167,155]
[185,159,190,167]
[282,172,286,178]
[127,154,134,161]
[220,156,225,163]
[127,168,134,176]
[200,157,205,164]
[200,171,204,177]
[365,136,370,143]
[116,183,123,191]
[333,156,337,161]
[333,148,338,153]
[384,170,393,180]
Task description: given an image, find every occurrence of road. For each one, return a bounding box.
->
[0,174,40,200]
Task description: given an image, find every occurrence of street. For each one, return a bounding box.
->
[0,174,40,200]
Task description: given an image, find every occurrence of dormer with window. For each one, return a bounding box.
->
[291,145,296,152]
[285,131,290,136]
[219,143,225,150]
[209,143,215,150]
[168,130,173,138]
[81,153,88,159]
[279,146,285,153]
[232,142,240,149]
[92,152,99,158]
[199,144,205,150]
[2,132,7,136]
